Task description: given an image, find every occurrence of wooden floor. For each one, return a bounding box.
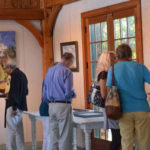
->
[0,142,42,150]
[0,142,85,150]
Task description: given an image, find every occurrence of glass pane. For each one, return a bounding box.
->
[115,40,121,49]
[91,63,97,80]
[95,23,101,42]
[94,129,100,138]
[90,44,96,61]
[121,39,128,44]
[106,129,112,141]
[102,42,108,52]
[114,19,121,39]
[89,24,95,42]
[129,38,136,59]
[101,22,107,41]
[100,129,106,140]
[93,105,98,111]
[128,16,135,37]
[96,43,101,60]
[121,18,127,38]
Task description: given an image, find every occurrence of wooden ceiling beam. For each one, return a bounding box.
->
[16,20,44,47]
[46,0,79,7]
[0,9,44,20]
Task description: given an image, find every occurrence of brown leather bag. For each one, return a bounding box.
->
[105,65,122,120]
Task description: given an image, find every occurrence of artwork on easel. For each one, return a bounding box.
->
[0,31,16,93]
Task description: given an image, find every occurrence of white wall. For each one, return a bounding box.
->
[53,0,129,109]
[142,0,150,93]
[0,20,43,145]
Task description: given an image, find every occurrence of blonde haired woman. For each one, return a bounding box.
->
[97,51,121,150]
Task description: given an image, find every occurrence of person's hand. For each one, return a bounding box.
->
[12,110,17,116]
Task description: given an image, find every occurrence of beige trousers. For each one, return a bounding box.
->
[119,112,150,150]
[6,107,25,150]
[49,103,73,150]
[42,118,51,150]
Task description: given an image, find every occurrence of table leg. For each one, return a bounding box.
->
[30,117,37,150]
[73,128,77,150]
[84,129,92,150]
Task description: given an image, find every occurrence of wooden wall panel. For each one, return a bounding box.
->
[21,0,30,8]
[31,0,40,8]
[4,0,18,8]
[0,0,4,8]
[22,0,40,8]
[40,0,44,8]
[0,0,40,9]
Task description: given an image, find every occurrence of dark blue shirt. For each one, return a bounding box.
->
[42,63,76,102]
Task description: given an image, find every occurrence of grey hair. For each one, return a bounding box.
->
[7,61,17,68]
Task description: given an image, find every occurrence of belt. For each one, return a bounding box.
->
[49,101,71,104]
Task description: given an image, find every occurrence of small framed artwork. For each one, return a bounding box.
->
[60,41,79,72]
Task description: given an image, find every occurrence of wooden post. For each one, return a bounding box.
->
[42,4,61,77]
[42,8,54,77]
[42,0,79,77]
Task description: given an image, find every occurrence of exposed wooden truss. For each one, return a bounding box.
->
[16,20,44,47]
[0,0,41,9]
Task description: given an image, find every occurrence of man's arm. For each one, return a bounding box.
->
[42,80,48,102]
[64,71,76,100]
[42,71,51,102]
[8,75,19,111]
[143,65,150,83]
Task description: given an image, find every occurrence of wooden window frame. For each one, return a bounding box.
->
[81,0,143,108]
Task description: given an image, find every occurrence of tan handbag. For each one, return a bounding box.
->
[105,65,122,120]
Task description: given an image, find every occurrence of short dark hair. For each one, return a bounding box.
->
[116,44,132,60]
[61,52,74,61]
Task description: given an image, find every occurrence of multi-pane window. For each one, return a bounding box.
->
[114,16,136,60]
[89,16,136,82]
[89,22,108,81]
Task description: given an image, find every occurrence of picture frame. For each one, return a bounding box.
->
[0,31,16,96]
[60,41,79,72]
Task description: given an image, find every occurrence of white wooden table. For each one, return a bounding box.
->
[24,111,104,150]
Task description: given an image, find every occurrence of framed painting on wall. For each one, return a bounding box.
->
[0,31,16,93]
[0,31,16,68]
[60,41,79,72]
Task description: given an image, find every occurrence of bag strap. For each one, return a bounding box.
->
[95,72,100,82]
[111,65,116,86]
